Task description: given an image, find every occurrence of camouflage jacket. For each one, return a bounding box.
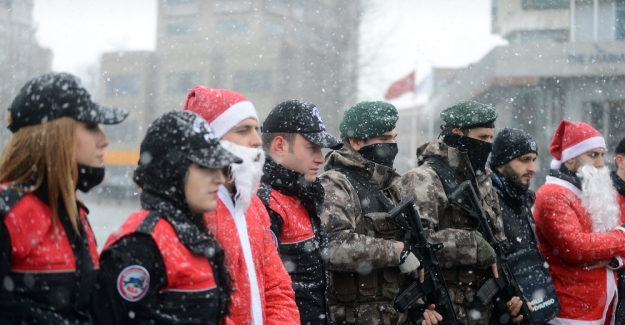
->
[319,142,403,272]
[401,139,505,325]
[401,139,505,271]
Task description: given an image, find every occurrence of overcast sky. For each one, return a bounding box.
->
[32,0,505,102]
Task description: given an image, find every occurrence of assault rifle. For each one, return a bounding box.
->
[448,180,535,325]
[386,196,458,325]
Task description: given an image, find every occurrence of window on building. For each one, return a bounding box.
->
[167,72,202,94]
[165,0,196,4]
[166,23,196,36]
[265,20,284,36]
[106,75,141,97]
[216,19,248,33]
[232,70,272,93]
[617,0,625,40]
[522,0,568,10]
[589,101,625,151]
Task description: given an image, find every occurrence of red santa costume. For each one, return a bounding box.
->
[184,87,299,325]
[534,120,625,325]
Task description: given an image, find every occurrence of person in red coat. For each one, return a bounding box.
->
[533,120,625,325]
[184,86,300,325]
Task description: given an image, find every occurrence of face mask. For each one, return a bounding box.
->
[77,164,105,193]
[358,142,398,168]
[443,132,493,174]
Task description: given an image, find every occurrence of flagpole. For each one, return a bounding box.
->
[410,64,418,169]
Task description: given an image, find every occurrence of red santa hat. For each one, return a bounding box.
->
[550,120,605,169]
[184,86,258,138]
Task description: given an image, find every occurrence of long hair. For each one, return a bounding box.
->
[0,116,80,234]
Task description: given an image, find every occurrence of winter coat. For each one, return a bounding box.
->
[533,172,625,325]
[91,192,227,325]
[203,187,300,325]
[612,172,625,221]
[0,188,99,325]
[611,171,625,325]
[258,157,331,325]
[319,142,412,325]
[401,138,505,325]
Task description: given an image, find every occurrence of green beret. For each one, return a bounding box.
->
[440,100,498,129]
[340,101,398,139]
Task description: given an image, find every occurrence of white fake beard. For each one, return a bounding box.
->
[220,140,265,210]
[578,164,621,233]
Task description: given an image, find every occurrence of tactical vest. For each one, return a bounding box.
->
[0,190,99,325]
[421,157,496,289]
[104,209,224,323]
[327,168,409,308]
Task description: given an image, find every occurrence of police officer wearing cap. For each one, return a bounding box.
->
[402,100,523,325]
[0,72,128,325]
[257,99,342,325]
[91,111,242,325]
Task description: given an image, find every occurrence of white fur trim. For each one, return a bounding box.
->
[218,186,263,325]
[560,136,606,163]
[210,101,258,138]
[545,176,583,197]
[615,227,625,234]
[551,159,562,170]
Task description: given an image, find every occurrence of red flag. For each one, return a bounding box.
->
[384,71,415,100]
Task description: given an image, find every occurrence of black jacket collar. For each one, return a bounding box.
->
[611,171,625,198]
[261,156,324,215]
[140,191,216,255]
[491,171,534,214]
[549,165,582,190]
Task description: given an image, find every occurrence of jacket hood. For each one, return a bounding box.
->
[324,140,399,190]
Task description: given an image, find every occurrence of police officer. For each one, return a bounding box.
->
[489,128,559,325]
[91,111,241,324]
[0,73,128,325]
[402,100,522,325]
[319,101,441,325]
[258,99,343,324]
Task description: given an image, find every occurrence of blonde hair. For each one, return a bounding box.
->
[0,116,80,234]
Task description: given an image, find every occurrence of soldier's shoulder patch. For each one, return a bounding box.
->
[117,265,150,302]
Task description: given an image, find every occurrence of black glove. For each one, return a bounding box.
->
[475,232,496,268]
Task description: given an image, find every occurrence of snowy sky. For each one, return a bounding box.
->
[32,0,505,101]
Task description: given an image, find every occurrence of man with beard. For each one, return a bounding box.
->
[319,101,441,325]
[184,87,300,325]
[488,128,559,325]
[402,100,523,325]
[533,120,625,325]
[257,100,343,324]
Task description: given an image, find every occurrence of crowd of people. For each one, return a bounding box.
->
[1,71,625,325]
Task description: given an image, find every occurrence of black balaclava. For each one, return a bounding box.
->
[358,142,399,168]
[442,131,493,175]
[76,164,105,193]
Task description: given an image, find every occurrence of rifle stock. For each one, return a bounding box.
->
[448,180,535,325]
[386,196,458,325]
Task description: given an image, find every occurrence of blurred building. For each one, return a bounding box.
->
[419,0,625,185]
[0,0,52,150]
[99,0,360,151]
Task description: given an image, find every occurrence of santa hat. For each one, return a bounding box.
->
[550,120,605,169]
[184,86,258,138]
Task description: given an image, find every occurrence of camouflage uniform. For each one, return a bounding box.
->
[319,142,412,325]
[401,139,505,325]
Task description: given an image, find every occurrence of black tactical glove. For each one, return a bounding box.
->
[475,232,496,268]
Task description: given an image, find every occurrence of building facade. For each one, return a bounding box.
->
[0,0,52,150]
[99,0,360,151]
[416,0,625,185]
